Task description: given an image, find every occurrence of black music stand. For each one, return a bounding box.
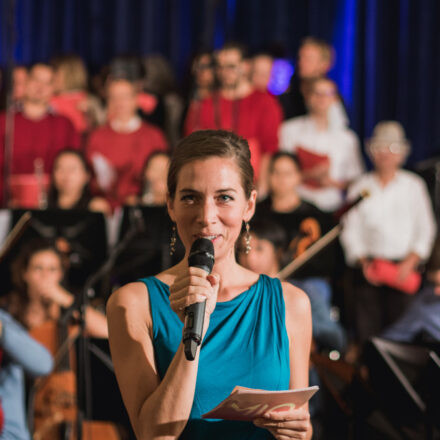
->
[113,205,184,285]
[364,337,440,439]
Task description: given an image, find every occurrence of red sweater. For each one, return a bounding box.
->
[0,111,80,205]
[184,90,282,176]
[86,122,168,205]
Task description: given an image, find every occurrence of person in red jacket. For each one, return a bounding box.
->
[86,77,168,206]
[184,42,283,197]
[0,63,80,207]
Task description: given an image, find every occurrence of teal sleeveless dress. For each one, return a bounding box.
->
[141,274,290,439]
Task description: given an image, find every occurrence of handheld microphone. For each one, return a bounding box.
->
[183,238,215,361]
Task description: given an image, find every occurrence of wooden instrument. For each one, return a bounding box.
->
[30,320,120,440]
[277,190,370,280]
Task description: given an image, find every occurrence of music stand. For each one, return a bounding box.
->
[364,337,440,438]
[113,206,184,285]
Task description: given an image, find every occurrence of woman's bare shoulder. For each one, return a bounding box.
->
[107,281,150,322]
[280,281,312,317]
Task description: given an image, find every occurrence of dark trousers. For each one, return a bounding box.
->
[353,270,414,344]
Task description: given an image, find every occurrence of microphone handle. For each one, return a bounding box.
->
[183,301,206,361]
[182,263,210,361]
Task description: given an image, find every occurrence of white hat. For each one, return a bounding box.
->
[366,121,410,154]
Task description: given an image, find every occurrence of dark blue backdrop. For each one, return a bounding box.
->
[1,0,439,164]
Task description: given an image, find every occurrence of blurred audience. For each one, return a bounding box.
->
[51,54,105,137]
[0,63,80,208]
[189,51,216,102]
[47,149,111,215]
[279,37,348,128]
[109,55,166,131]
[280,77,364,212]
[184,42,283,195]
[181,51,216,139]
[250,53,274,92]
[12,65,28,107]
[86,77,168,206]
[125,151,170,207]
[143,54,184,148]
[340,121,436,344]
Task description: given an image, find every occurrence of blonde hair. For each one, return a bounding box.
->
[52,54,88,91]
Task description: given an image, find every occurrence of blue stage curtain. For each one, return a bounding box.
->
[0,0,439,163]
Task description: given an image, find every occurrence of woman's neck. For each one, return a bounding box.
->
[271,192,301,213]
[58,191,83,209]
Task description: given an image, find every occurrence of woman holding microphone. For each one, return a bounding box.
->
[107,129,313,439]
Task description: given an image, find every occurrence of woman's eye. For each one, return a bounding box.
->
[218,194,233,202]
[181,194,195,202]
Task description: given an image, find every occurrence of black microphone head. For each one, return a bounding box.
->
[188,238,215,274]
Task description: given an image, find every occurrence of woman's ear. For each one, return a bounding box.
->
[167,193,176,222]
[244,189,257,223]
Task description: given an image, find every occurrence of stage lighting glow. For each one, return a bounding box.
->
[268,59,294,95]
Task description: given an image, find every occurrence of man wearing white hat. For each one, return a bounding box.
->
[340,121,437,343]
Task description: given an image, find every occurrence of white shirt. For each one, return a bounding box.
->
[340,170,437,266]
[279,116,364,211]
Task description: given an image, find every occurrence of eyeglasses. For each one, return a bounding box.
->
[367,141,409,154]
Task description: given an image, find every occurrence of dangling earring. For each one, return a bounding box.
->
[170,224,177,256]
[245,221,251,254]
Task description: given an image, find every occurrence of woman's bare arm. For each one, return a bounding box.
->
[107,272,218,440]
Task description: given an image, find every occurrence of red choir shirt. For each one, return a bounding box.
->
[86,122,168,205]
[184,90,283,177]
[0,111,80,206]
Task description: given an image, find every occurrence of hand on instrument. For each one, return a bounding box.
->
[169,267,220,326]
[253,406,311,439]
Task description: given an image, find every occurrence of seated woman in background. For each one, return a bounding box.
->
[125,151,170,206]
[47,149,111,215]
[255,152,337,308]
[3,239,108,338]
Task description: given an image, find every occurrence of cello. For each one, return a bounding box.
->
[29,311,120,440]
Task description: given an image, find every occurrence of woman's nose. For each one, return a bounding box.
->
[197,198,217,225]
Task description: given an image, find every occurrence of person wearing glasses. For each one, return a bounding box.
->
[340,121,436,344]
[184,42,283,198]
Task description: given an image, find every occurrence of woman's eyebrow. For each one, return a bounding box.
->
[178,188,238,193]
